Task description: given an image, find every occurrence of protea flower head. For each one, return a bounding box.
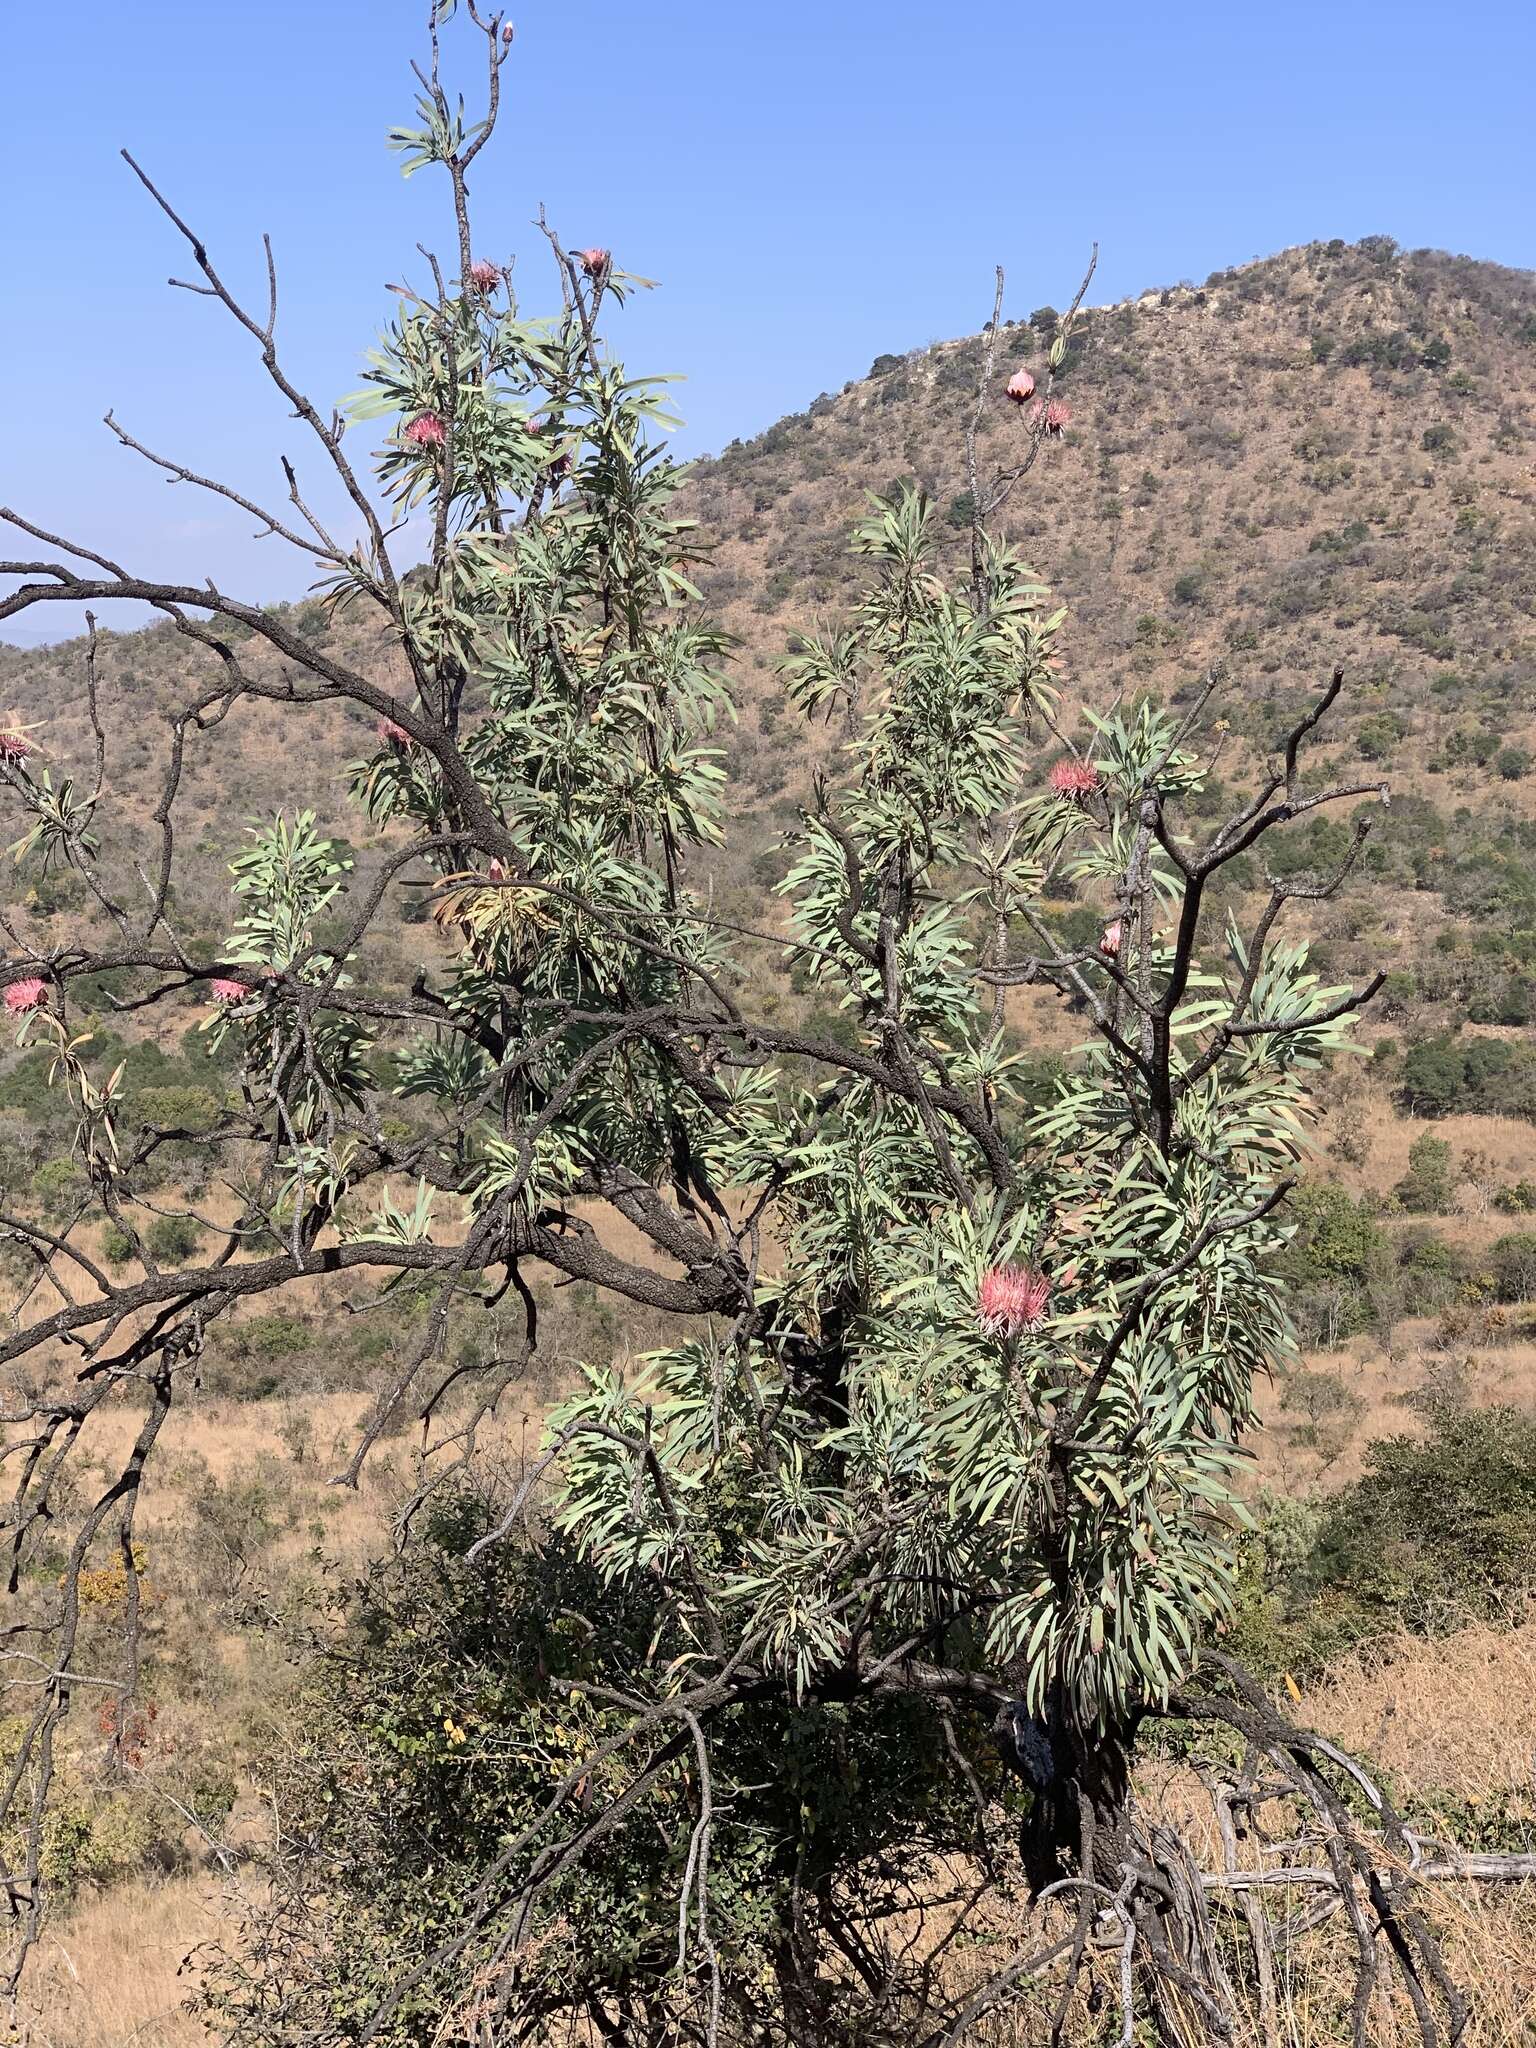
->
[468,260,501,294]
[0,729,34,766]
[1004,368,1036,405]
[209,978,252,1004]
[502,21,514,44]
[1031,398,1072,436]
[3,977,47,1016]
[1099,919,1123,959]
[1049,756,1100,800]
[575,247,610,279]
[377,717,414,747]
[404,412,447,449]
[977,1263,1052,1339]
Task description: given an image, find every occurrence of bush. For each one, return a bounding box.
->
[1393,1133,1456,1214]
[1397,1223,1462,1293]
[100,1224,135,1268]
[1356,711,1404,762]
[1400,1037,1466,1115]
[1231,1403,1536,1681]
[146,1214,202,1265]
[204,1505,975,2044]
[30,1158,85,1223]
[1488,1232,1536,1303]
[1303,1403,1536,1628]
[1277,1182,1388,1346]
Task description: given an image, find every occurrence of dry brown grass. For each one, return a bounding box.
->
[1305,1613,1536,1814]
[25,1874,216,2047]
[1131,1622,1536,2047]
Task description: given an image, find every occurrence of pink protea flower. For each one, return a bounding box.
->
[468,260,501,294]
[377,717,414,747]
[1049,756,1101,800]
[575,247,610,279]
[502,22,514,44]
[3,977,47,1016]
[404,412,447,449]
[0,730,32,765]
[978,1263,1052,1339]
[1099,919,1123,959]
[209,977,252,1004]
[1030,397,1072,436]
[1004,369,1036,405]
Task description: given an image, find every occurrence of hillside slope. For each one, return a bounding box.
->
[4,237,1536,1092]
[6,237,1536,869]
[689,237,1536,819]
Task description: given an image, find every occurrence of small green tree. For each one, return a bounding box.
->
[1394,1132,1458,1214]
[0,12,1467,2045]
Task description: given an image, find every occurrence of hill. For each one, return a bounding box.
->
[689,237,1536,814]
[8,236,1536,940]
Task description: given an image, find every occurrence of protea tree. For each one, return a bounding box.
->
[0,9,1485,2046]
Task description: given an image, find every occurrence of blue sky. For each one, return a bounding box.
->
[3,0,1533,643]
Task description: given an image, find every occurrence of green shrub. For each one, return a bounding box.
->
[30,1158,85,1223]
[1234,1402,1536,1682]
[100,1224,135,1268]
[146,1214,202,1265]
[1303,1403,1536,1628]
[1488,1233,1536,1303]
[1393,1133,1456,1214]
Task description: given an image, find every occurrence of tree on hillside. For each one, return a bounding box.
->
[0,9,1500,2044]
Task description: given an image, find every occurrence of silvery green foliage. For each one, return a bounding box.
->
[204,237,1358,1725]
[544,524,1354,1721]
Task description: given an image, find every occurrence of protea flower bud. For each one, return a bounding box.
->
[502,22,514,45]
[404,412,447,449]
[1099,919,1123,959]
[468,260,501,294]
[377,717,414,747]
[1004,369,1036,405]
[3,977,47,1016]
[1049,756,1100,800]
[977,1263,1052,1339]
[575,247,610,279]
